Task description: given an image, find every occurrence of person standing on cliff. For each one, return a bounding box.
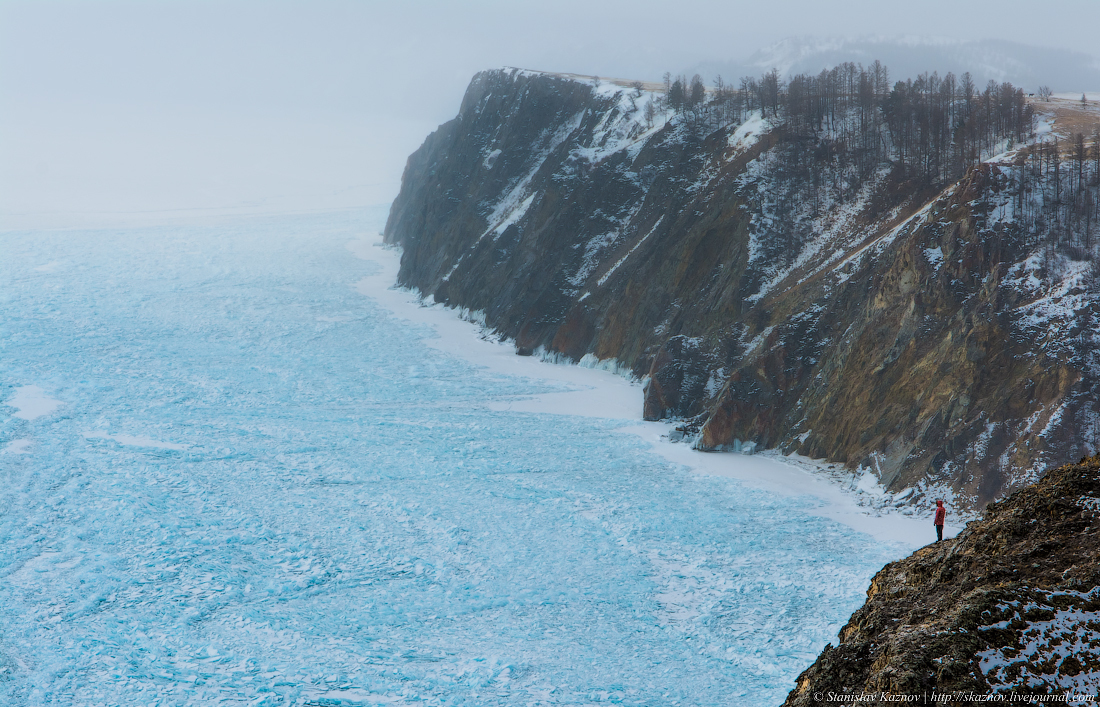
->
[934,499,946,542]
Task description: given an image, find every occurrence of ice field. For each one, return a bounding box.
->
[1,210,911,706]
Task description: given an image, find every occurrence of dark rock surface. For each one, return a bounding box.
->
[384,68,1100,508]
[783,455,1100,705]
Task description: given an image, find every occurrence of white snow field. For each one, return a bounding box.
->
[1,209,918,706]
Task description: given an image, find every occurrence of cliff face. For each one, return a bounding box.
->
[384,67,1100,508]
[782,455,1100,703]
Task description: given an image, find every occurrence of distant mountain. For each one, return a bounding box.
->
[686,36,1100,92]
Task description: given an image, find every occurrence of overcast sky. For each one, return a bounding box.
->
[2,0,1098,227]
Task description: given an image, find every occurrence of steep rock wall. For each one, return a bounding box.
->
[384,68,1100,508]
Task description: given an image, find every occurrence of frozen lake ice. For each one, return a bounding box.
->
[0,210,909,705]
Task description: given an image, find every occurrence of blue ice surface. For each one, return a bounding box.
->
[0,209,905,706]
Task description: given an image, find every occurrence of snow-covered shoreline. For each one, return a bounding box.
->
[349,235,959,548]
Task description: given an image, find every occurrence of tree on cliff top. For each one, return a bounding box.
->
[668,77,685,112]
[689,74,705,107]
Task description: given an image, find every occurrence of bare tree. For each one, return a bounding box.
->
[628,81,643,111]
[761,69,781,117]
[1037,85,1052,101]
[740,76,758,113]
[1093,128,1100,184]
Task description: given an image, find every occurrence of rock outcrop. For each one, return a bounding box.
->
[783,455,1100,704]
[384,67,1100,508]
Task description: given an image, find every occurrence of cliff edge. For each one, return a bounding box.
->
[384,67,1100,508]
[783,455,1100,704]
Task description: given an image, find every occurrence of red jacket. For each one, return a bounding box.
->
[934,506,946,525]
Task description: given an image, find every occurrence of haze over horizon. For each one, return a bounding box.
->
[2,0,1098,228]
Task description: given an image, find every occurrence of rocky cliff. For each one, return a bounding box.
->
[384,67,1100,508]
[782,454,1100,703]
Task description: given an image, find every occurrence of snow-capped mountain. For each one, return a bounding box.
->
[687,36,1100,93]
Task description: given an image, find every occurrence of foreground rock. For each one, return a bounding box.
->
[783,455,1100,705]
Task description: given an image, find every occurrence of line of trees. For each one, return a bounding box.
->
[998,131,1100,268]
[882,73,1034,186]
[664,73,706,113]
[659,61,1036,191]
[647,61,1061,269]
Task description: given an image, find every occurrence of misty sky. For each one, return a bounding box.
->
[2,0,1098,227]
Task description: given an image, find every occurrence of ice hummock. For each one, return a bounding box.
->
[0,210,913,706]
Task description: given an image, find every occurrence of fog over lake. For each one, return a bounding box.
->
[2,0,1096,227]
